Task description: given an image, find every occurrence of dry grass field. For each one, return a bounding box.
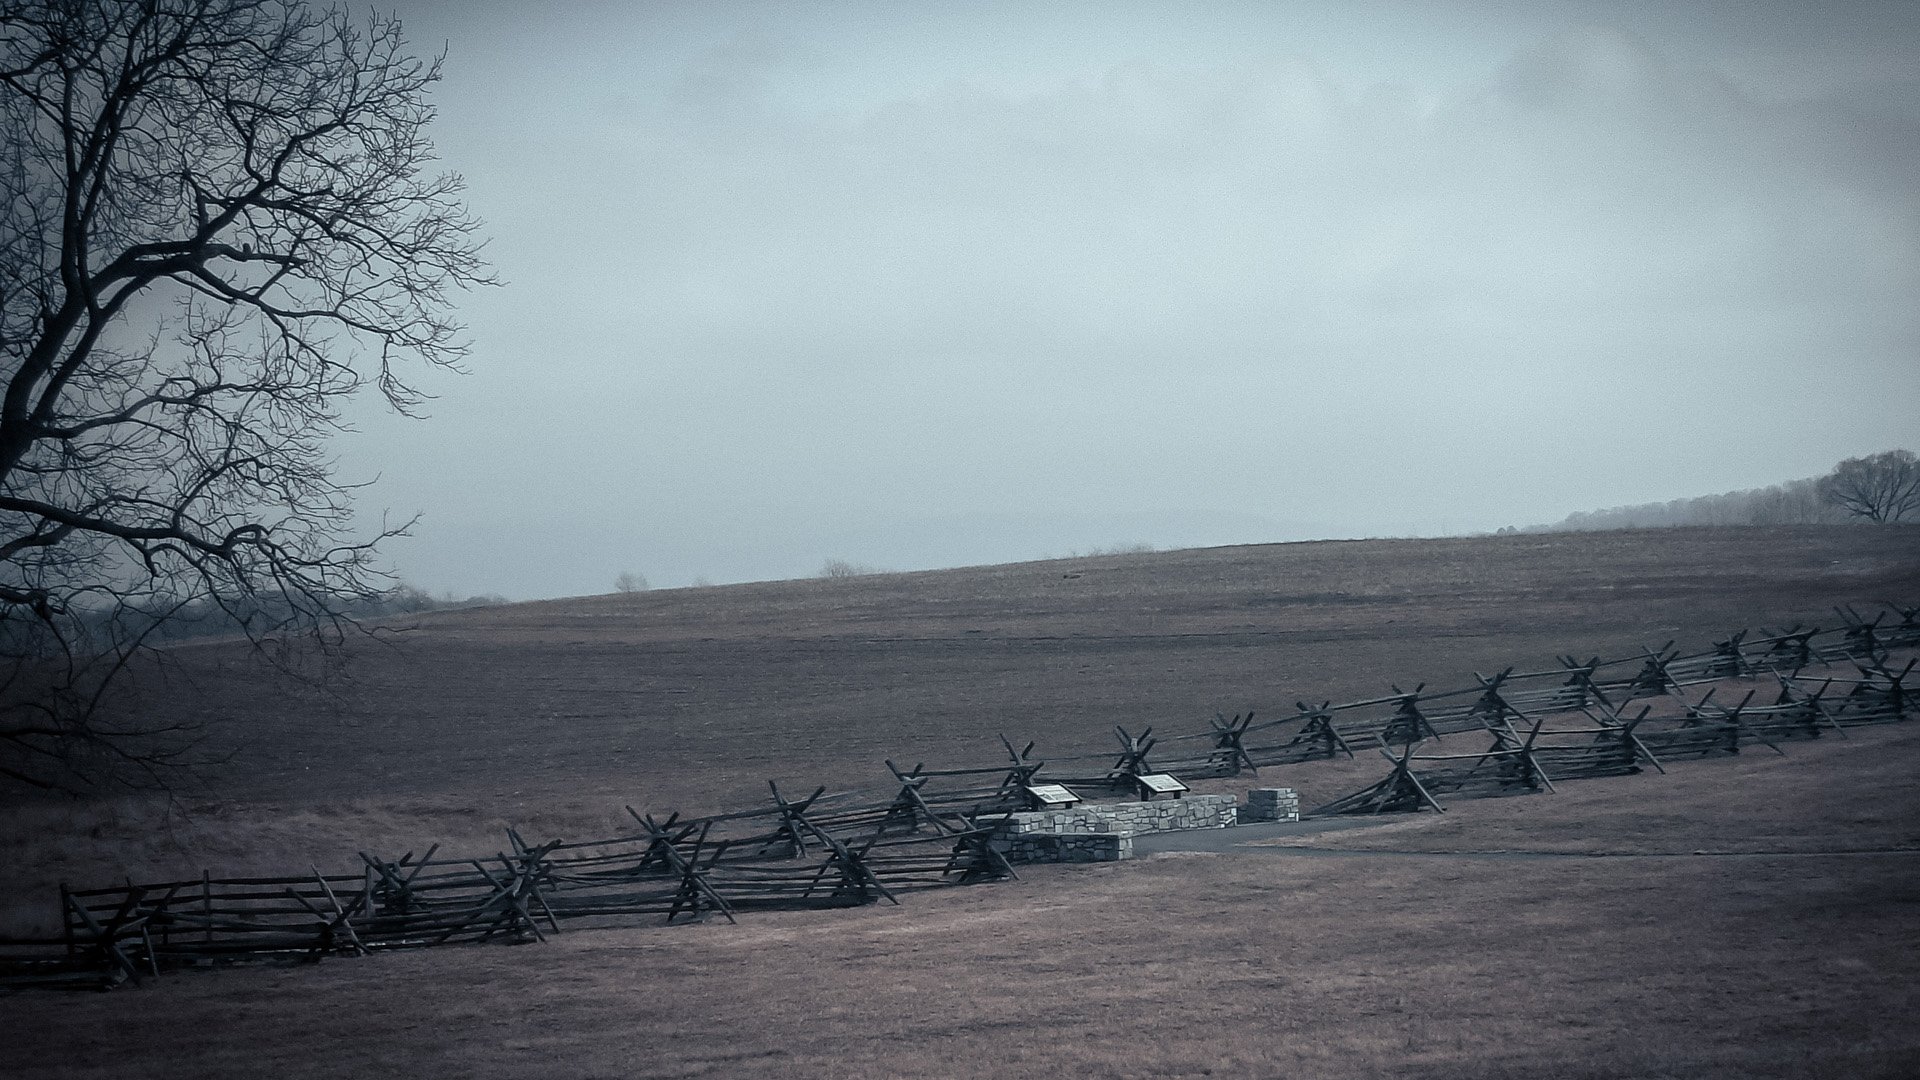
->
[5,525,1920,1078]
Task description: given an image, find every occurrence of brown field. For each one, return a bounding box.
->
[5,525,1920,1078]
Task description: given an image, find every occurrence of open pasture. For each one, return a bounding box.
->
[4,525,1920,1077]
[72,526,1920,808]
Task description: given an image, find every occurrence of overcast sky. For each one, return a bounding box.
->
[343,1,1920,599]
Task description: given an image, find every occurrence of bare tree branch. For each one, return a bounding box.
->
[0,0,492,790]
[1819,450,1920,525]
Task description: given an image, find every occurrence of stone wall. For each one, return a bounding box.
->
[988,794,1236,863]
[1238,787,1301,823]
[995,831,1134,863]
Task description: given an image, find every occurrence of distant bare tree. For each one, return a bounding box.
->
[1545,472,1845,532]
[0,1,489,789]
[1819,450,1920,524]
[1744,477,1835,526]
[614,571,648,593]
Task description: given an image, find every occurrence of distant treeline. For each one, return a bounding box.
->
[1533,476,1843,532]
[376,585,512,615]
[25,584,512,650]
[1527,449,1918,533]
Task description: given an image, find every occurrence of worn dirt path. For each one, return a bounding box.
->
[1136,817,1920,860]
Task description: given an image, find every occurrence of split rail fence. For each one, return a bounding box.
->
[2,602,1914,991]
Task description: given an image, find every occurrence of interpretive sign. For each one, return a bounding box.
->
[1023,783,1082,809]
[1131,773,1189,799]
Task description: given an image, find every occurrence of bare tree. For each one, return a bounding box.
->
[1744,477,1838,526]
[0,1,489,789]
[1818,450,1920,524]
[614,571,648,593]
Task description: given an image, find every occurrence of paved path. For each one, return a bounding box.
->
[1133,820,1920,861]
[1130,817,1396,854]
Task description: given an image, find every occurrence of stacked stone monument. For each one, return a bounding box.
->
[1239,787,1302,823]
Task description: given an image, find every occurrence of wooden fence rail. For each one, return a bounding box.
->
[1307,642,1915,817]
[3,604,1912,991]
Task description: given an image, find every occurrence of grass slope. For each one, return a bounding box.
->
[95,526,1920,808]
[5,526,1920,1077]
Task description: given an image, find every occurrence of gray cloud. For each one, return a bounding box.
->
[347,4,1918,597]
